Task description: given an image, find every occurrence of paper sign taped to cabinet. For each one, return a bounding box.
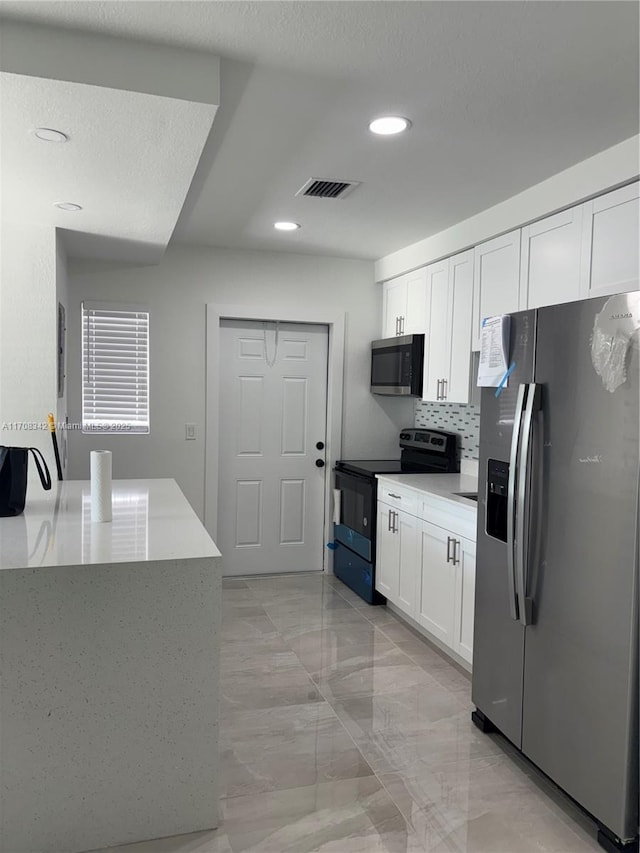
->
[477,315,511,387]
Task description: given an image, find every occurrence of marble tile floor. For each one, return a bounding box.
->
[101,572,602,853]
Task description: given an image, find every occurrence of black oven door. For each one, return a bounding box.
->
[334,470,374,554]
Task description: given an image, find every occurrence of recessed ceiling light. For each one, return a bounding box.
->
[368,116,411,136]
[274,221,300,231]
[54,202,82,211]
[32,128,69,143]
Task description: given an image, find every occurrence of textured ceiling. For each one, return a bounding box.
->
[0,1,638,261]
[1,72,217,262]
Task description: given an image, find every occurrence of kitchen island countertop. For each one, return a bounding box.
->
[0,478,222,853]
[0,478,219,571]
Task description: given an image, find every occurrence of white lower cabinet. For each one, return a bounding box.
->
[417,520,457,647]
[376,502,400,600]
[397,510,419,617]
[376,502,418,616]
[452,536,476,665]
[376,480,477,667]
[417,519,476,664]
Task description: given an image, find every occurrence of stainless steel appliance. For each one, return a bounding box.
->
[472,293,639,852]
[370,334,424,396]
[334,428,459,604]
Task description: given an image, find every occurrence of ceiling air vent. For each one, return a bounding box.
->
[296,178,360,200]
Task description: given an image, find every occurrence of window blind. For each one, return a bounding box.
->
[82,304,150,434]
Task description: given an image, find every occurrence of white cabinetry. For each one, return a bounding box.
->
[416,506,476,665]
[382,278,407,338]
[423,250,474,403]
[376,502,399,600]
[453,536,476,664]
[376,485,419,615]
[472,229,522,350]
[580,183,640,299]
[417,520,457,647]
[381,268,427,337]
[519,206,585,309]
[376,479,477,667]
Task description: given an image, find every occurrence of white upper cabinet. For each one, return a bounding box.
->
[383,182,638,353]
[381,268,427,337]
[472,230,521,351]
[422,260,449,401]
[423,250,473,403]
[519,206,585,309]
[447,251,474,402]
[580,183,640,299]
[403,268,428,334]
[381,277,408,338]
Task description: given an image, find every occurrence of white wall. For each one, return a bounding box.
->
[0,221,58,485]
[67,244,413,517]
[376,135,640,281]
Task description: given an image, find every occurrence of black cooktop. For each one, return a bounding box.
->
[335,429,460,479]
[335,459,403,477]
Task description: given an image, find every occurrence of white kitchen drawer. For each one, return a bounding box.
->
[378,482,418,516]
[417,494,477,540]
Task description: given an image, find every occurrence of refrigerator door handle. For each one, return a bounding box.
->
[516,382,540,626]
[507,383,527,621]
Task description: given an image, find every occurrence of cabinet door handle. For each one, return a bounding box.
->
[452,538,460,565]
[388,510,393,532]
[400,316,405,335]
[436,379,441,400]
[393,511,398,533]
[442,378,447,400]
[446,536,453,563]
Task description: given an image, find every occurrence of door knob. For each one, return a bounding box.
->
[316,441,325,450]
[315,459,325,468]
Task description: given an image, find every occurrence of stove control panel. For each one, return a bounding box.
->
[399,428,454,452]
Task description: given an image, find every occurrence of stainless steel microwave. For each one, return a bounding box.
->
[370,334,424,396]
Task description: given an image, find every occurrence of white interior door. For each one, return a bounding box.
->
[218,320,329,576]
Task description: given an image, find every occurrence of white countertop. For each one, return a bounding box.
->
[376,472,479,510]
[0,478,221,570]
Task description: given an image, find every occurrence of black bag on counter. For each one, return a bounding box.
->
[0,447,52,517]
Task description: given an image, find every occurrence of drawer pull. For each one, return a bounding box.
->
[388,493,402,500]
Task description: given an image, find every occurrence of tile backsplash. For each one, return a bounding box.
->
[415,400,480,460]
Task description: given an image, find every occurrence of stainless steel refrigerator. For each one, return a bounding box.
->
[472,292,639,853]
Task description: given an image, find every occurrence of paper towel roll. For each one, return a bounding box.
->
[332,488,341,524]
[90,450,112,523]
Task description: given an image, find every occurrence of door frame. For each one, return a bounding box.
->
[205,303,345,572]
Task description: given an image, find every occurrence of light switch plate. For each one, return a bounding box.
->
[185,423,196,440]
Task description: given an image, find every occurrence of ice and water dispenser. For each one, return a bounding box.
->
[486,459,509,542]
